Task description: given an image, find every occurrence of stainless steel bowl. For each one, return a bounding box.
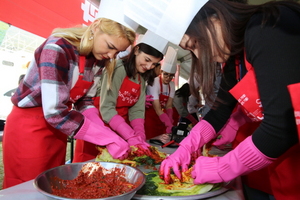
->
[33,162,145,200]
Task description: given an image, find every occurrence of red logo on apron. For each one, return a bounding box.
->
[116,75,141,121]
[229,69,263,121]
[229,54,263,122]
[287,83,300,139]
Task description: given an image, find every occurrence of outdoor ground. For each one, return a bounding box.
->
[0,141,73,190]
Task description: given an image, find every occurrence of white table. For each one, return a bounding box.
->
[0,135,245,200]
[0,177,244,200]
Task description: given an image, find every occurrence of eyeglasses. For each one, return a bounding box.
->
[163,72,175,79]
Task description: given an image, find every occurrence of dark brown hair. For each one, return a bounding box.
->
[175,83,191,103]
[187,0,300,105]
[121,43,164,85]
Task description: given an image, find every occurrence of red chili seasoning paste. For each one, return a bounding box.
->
[51,163,138,199]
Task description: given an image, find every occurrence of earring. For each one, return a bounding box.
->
[89,31,94,40]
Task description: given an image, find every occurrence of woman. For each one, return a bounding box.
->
[124,0,300,199]
[145,63,161,108]
[2,17,136,188]
[144,46,178,139]
[173,83,198,126]
[72,30,169,162]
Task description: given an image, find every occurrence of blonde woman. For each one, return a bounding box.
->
[73,31,168,162]
[3,18,136,188]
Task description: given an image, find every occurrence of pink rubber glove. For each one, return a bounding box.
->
[186,114,199,126]
[159,113,173,133]
[130,118,147,141]
[82,107,104,125]
[192,136,276,184]
[109,115,150,155]
[165,108,174,124]
[75,108,130,160]
[145,95,154,108]
[213,105,252,146]
[159,120,216,184]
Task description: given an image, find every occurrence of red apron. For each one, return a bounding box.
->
[288,83,300,139]
[145,76,172,139]
[68,56,94,109]
[3,56,93,188]
[73,75,141,162]
[229,55,263,122]
[114,76,141,121]
[229,55,300,200]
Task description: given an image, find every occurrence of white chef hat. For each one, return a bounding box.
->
[124,0,208,45]
[137,30,169,55]
[97,0,139,31]
[135,34,144,45]
[161,46,178,74]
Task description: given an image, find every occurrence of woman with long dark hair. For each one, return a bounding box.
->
[125,0,300,199]
[173,83,199,125]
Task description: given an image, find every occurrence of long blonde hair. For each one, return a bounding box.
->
[52,18,136,88]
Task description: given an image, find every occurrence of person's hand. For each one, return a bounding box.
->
[165,108,174,124]
[145,95,154,108]
[159,145,191,184]
[192,136,276,184]
[130,118,147,141]
[109,115,151,156]
[159,113,173,133]
[127,136,151,156]
[75,108,130,160]
[106,139,130,160]
[159,120,216,183]
[191,148,202,161]
[213,105,251,146]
